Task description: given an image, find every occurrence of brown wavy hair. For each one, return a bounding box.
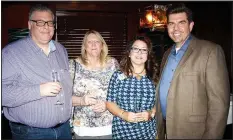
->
[119,35,159,84]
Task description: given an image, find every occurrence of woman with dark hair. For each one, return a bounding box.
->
[106,36,158,139]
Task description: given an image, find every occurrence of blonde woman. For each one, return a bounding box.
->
[69,30,119,139]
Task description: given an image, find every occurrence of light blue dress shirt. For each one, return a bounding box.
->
[159,35,192,119]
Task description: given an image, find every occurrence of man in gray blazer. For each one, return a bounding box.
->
[156,3,230,139]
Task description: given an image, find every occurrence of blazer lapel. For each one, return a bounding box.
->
[172,37,196,79]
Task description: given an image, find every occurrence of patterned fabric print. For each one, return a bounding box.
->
[107,71,157,139]
[69,57,119,128]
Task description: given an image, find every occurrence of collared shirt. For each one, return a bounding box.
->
[2,36,72,128]
[49,40,56,52]
[159,35,192,119]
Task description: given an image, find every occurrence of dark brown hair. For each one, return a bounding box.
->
[166,3,193,23]
[119,35,159,84]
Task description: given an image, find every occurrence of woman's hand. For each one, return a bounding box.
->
[121,111,138,123]
[135,111,151,122]
[72,95,97,106]
[91,100,106,113]
[81,94,98,106]
[120,111,152,123]
[135,108,156,122]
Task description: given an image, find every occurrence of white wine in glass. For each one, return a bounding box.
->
[52,70,63,105]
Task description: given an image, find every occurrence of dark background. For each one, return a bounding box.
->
[1,1,232,139]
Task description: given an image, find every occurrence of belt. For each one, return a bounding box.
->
[10,121,64,129]
[163,119,167,139]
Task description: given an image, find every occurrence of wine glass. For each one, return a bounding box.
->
[133,93,142,128]
[52,70,63,105]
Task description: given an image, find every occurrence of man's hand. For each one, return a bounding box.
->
[40,82,62,96]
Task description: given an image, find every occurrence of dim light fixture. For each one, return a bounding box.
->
[139,4,168,32]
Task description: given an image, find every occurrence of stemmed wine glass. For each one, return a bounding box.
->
[52,70,63,105]
[133,93,142,128]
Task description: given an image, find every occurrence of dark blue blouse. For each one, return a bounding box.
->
[107,70,157,139]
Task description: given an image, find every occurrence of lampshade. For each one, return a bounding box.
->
[139,4,167,32]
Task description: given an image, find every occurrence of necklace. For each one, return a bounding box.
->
[133,68,145,80]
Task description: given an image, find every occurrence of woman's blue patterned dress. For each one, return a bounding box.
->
[107,70,157,139]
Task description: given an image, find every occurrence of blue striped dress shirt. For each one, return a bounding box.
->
[2,36,72,128]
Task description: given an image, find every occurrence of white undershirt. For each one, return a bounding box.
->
[175,47,181,54]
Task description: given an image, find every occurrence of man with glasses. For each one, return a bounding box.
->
[156,3,230,139]
[2,4,72,139]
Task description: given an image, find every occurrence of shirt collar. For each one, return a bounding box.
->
[27,35,56,54]
[49,40,56,52]
[171,34,192,55]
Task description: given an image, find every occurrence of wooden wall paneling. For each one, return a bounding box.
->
[2,4,30,47]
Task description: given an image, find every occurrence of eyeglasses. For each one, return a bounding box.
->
[131,47,148,54]
[30,20,55,27]
[87,40,101,45]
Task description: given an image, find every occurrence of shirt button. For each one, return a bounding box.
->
[59,121,62,123]
[61,94,63,97]
[61,108,63,110]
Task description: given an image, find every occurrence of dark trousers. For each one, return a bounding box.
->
[164,119,167,139]
[9,120,72,140]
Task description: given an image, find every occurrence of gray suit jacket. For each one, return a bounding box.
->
[156,35,230,139]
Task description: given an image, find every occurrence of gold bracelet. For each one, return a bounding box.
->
[119,110,125,119]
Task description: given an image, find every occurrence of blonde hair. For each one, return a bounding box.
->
[80,30,109,66]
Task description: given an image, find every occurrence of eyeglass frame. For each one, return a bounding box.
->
[131,47,148,54]
[30,20,55,27]
[87,40,102,45]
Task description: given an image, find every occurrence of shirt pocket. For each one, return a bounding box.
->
[9,122,29,136]
[188,115,206,123]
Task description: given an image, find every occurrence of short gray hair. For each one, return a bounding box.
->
[29,4,54,20]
